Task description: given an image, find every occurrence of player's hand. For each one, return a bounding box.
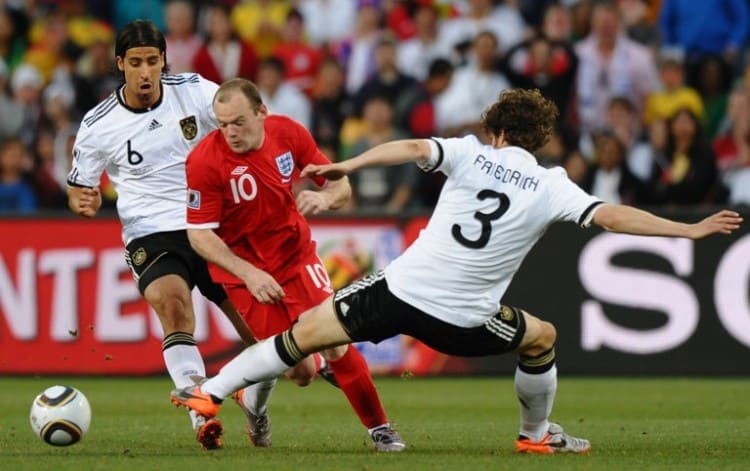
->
[300,163,349,181]
[241,267,285,304]
[688,210,743,239]
[296,189,330,216]
[75,187,102,218]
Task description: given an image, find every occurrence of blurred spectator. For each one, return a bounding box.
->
[231,0,290,58]
[28,128,67,209]
[271,8,323,96]
[310,57,353,155]
[192,4,258,84]
[297,0,357,47]
[643,53,703,126]
[643,108,723,206]
[570,0,594,42]
[394,57,454,139]
[335,1,383,95]
[0,137,37,213]
[501,34,578,123]
[541,2,573,42]
[256,57,312,129]
[397,1,455,81]
[24,9,69,82]
[697,55,732,140]
[75,40,121,105]
[535,124,581,169]
[712,87,750,206]
[659,0,748,84]
[10,63,44,147]
[436,30,510,136]
[164,0,203,74]
[616,0,660,50]
[353,35,416,115]
[579,129,641,204]
[344,95,416,213]
[0,58,24,141]
[60,0,114,51]
[382,0,416,41]
[574,0,659,134]
[442,0,525,56]
[394,57,455,208]
[0,6,29,70]
[112,0,165,31]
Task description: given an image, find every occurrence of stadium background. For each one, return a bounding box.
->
[3,208,749,376]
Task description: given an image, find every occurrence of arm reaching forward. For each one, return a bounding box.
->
[187,228,285,304]
[593,204,743,239]
[296,175,352,216]
[301,139,432,180]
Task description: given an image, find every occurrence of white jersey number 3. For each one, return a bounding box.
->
[230,174,258,203]
[452,189,510,249]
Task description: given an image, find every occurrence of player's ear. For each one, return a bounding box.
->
[116,56,124,72]
[257,104,269,117]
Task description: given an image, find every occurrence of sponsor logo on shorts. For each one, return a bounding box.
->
[500,306,514,322]
[132,248,147,266]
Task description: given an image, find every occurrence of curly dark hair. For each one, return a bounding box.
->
[480,88,559,152]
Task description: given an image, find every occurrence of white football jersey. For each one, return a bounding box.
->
[385,135,602,327]
[67,73,219,245]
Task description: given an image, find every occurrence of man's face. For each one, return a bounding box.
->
[117,46,164,108]
[214,92,268,154]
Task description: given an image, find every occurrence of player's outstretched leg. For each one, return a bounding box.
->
[231,380,276,447]
[515,422,591,454]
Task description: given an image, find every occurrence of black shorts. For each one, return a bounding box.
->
[124,230,227,306]
[333,270,526,357]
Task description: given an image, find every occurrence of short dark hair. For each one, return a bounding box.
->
[214,78,264,111]
[115,20,169,73]
[427,58,453,79]
[481,89,559,151]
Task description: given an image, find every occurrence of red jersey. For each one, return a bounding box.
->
[186,115,330,285]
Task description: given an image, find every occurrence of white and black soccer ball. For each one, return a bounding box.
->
[29,385,91,446]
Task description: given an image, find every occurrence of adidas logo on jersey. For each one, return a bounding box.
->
[147,119,162,131]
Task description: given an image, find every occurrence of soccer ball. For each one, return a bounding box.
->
[30,385,91,446]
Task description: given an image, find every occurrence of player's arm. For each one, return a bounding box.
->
[300,139,433,180]
[66,185,102,218]
[592,204,743,239]
[187,228,285,304]
[296,176,351,215]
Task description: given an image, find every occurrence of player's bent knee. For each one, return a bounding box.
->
[320,344,348,362]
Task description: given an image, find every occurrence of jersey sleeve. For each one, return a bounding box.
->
[420,135,480,176]
[196,74,219,129]
[186,144,222,229]
[67,122,107,188]
[290,118,330,187]
[546,167,603,227]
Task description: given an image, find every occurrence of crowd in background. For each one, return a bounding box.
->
[2,0,750,215]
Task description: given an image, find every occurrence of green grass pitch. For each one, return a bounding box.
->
[2,376,749,470]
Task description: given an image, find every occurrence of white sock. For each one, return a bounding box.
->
[163,343,206,429]
[203,337,291,399]
[514,365,557,442]
[240,379,277,415]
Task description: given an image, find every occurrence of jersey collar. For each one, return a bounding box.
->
[116,82,164,113]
